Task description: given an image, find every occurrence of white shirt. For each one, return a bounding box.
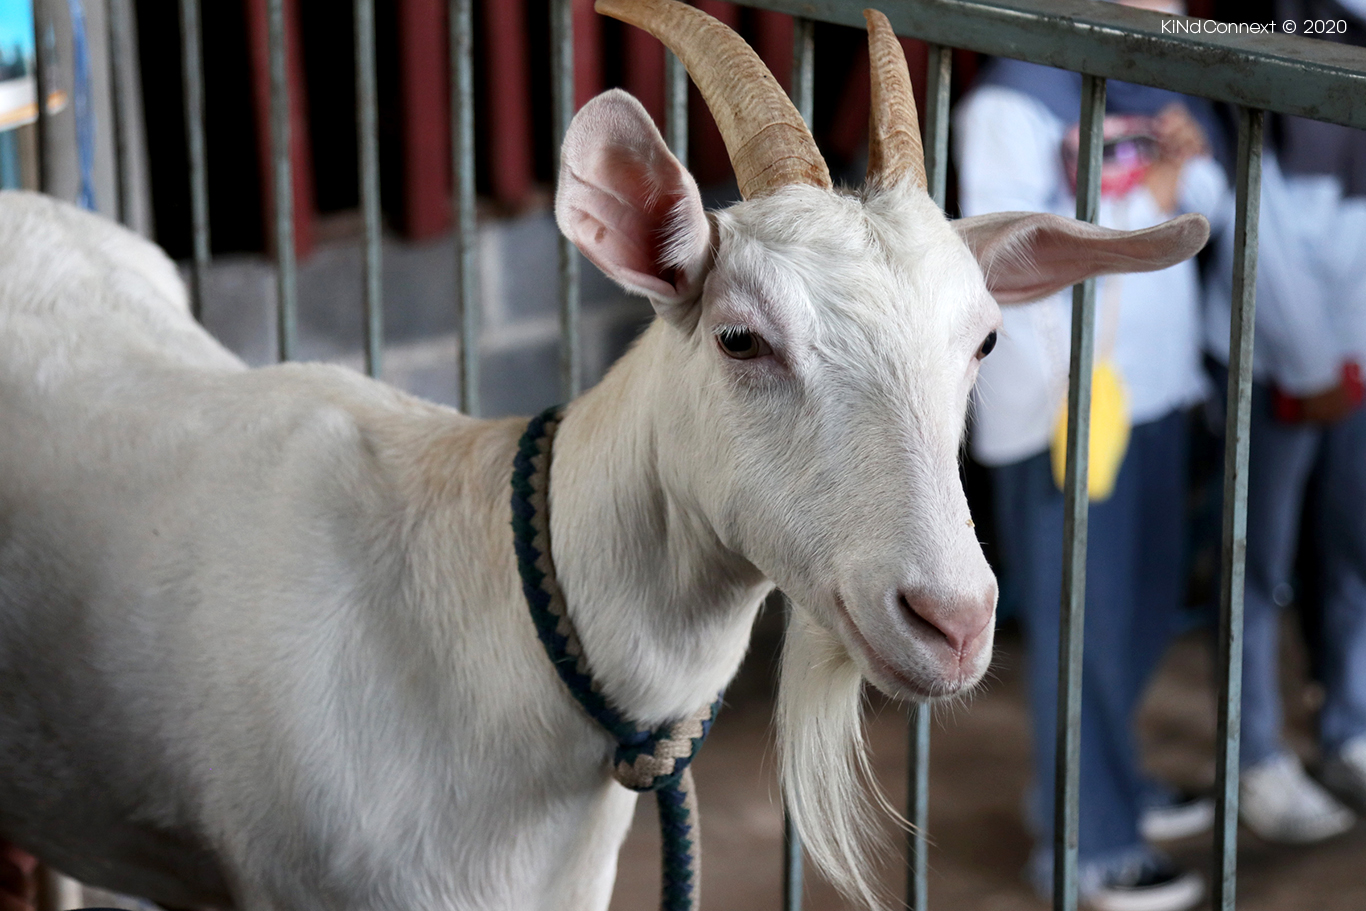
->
[1204,153,1366,394]
[954,86,1226,466]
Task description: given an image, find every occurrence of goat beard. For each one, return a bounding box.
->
[777,609,903,911]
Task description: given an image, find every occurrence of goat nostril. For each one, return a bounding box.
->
[898,588,992,657]
[898,590,957,651]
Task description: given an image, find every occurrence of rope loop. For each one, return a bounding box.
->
[512,406,721,911]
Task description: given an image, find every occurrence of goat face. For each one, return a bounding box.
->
[558,88,1000,699]
[557,86,1206,703]
[680,183,1002,700]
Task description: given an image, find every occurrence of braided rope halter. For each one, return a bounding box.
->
[512,406,723,911]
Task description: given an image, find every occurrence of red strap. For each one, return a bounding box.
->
[1343,361,1365,408]
[1273,387,1304,423]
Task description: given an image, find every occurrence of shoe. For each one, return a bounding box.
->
[1239,752,1356,843]
[1083,854,1205,911]
[1321,736,1366,811]
[1139,790,1215,842]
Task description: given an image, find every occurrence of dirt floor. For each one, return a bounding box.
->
[608,613,1366,911]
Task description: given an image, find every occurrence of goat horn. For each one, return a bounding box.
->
[595,0,832,200]
[864,9,927,191]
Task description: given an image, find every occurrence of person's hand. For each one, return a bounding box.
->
[1275,362,1366,423]
[1143,104,1210,212]
[0,843,37,911]
[1153,103,1209,164]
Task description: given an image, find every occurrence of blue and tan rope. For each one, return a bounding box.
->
[512,406,721,911]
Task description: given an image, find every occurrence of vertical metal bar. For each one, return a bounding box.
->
[450,0,478,414]
[551,0,580,399]
[901,46,953,911]
[782,810,803,911]
[1053,73,1105,911]
[355,0,383,378]
[106,0,132,224]
[1212,106,1263,911]
[790,17,814,125]
[922,44,951,211]
[905,704,931,911]
[780,26,815,911]
[32,0,50,193]
[180,0,210,321]
[268,0,297,362]
[664,49,688,167]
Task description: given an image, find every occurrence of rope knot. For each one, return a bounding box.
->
[613,698,722,791]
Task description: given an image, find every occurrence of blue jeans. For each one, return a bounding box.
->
[991,409,1188,867]
[1238,380,1366,767]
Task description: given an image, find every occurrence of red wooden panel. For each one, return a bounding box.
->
[575,0,603,111]
[245,0,315,257]
[623,24,665,128]
[750,8,792,93]
[398,0,453,240]
[690,0,740,187]
[954,47,979,93]
[901,36,929,129]
[828,42,870,167]
[484,0,533,209]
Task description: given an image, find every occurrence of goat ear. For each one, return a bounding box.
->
[555,89,711,323]
[952,211,1210,304]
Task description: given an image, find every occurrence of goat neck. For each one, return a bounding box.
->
[546,327,772,729]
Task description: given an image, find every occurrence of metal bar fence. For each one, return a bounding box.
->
[1054,72,1105,911]
[355,0,383,379]
[451,0,479,414]
[66,1,1366,910]
[31,0,49,193]
[1213,105,1264,911]
[907,39,951,911]
[106,0,133,226]
[178,0,209,322]
[552,0,582,400]
[784,22,816,911]
[665,48,688,166]
[267,0,297,361]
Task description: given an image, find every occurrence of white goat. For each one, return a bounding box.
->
[0,1,1208,909]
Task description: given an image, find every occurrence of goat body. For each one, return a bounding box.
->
[0,42,1207,908]
[0,192,687,910]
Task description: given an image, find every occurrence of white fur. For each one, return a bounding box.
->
[0,87,1206,911]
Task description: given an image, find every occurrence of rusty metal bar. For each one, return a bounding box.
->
[106,0,133,225]
[665,48,688,166]
[552,0,581,399]
[267,0,297,362]
[450,0,478,414]
[355,0,382,378]
[1053,71,1105,911]
[32,0,50,193]
[179,0,210,320]
[1212,105,1264,911]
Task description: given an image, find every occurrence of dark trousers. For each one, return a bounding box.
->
[991,409,1189,865]
[1238,379,1366,766]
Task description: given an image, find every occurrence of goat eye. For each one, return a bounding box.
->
[977,330,998,359]
[716,328,770,360]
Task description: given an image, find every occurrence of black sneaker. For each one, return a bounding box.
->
[1085,855,1204,911]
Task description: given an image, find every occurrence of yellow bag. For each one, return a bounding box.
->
[1050,360,1130,501]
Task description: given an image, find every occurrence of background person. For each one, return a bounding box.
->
[1202,0,1366,847]
[954,1,1225,907]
